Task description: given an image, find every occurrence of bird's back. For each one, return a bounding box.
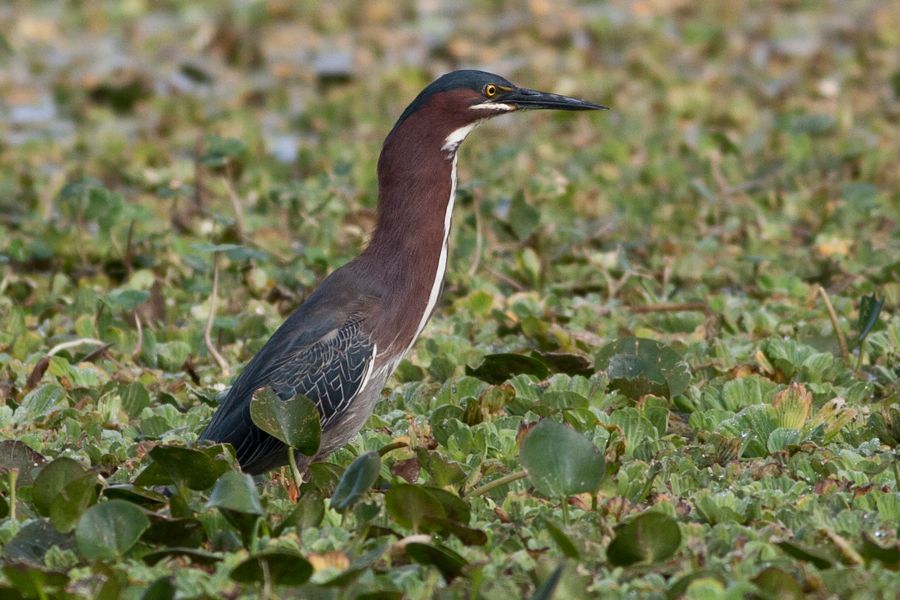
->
[200,261,383,474]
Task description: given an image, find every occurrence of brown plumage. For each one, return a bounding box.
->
[200,70,606,474]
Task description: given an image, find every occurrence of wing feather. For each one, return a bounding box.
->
[201,313,374,474]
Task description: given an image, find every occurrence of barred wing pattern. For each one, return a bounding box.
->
[217,315,375,473]
[267,316,373,430]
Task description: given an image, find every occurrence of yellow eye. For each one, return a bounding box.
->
[484,84,497,98]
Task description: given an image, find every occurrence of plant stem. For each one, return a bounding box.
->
[287,447,304,494]
[464,469,528,498]
[260,558,272,600]
[8,469,17,520]
[205,253,230,375]
[561,500,569,526]
[816,285,850,363]
[377,441,408,456]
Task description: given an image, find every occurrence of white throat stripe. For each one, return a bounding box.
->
[470,102,514,111]
[442,123,478,154]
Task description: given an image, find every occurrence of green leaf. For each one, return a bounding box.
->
[141,577,176,600]
[201,135,247,167]
[230,551,313,586]
[606,511,681,566]
[415,449,466,487]
[766,428,803,453]
[330,451,381,512]
[788,112,836,136]
[856,294,884,343]
[859,532,900,570]
[120,382,151,419]
[530,564,564,600]
[16,384,67,423]
[147,445,229,491]
[772,383,812,429]
[666,570,726,600]
[534,351,594,377]
[249,387,322,455]
[543,519,580,559]
[276,490,325,533]
[752,567,804,600]
[104,288,150,312]
[466,353,551,385]
[143,516,205,548]
[594,337,691,399]
[205,471,264,516]
[506,191,541,241]
[0,440,46,486]
[49,473,100,533]
[520,419,605,497]
[190,242,268,261]
[1,519,74,564]
[776,540,834,569]
[142,547,222,567]
[405,542,467,583]
[32,458,88,517]
[1,564,69,598]
[75,500,151,561]
[385,484,446,532]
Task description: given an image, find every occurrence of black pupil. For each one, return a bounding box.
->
[487,86,494,95]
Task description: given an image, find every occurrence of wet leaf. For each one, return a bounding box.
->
[141,577,176,600]
[856,294,884,343]
[103,289,150,312]
[405,542,467,582]
[206,471,264,516]
[276,489,326,533]
[330,451,380,512]
[249,387,322,455]
[594,337,691,399]
[530,564,564,600]
[1,520,74,564]
[858,533,900,570]
[385,484,446,532]
[230,550,313,586]
[1,564,68,598]
[606,511,681,566]
[751,566,804,600]
[0,440,45,487]
[75,500,150,560]
[772,383,812,429]
[542,519,580,559]
[520,419,605,497]
[49,473,100,533]
[32,457,88,516]
[533,351,594,377]
[142,547,223,567]
[15,384,67,422]
[666,570,726,599]
[466,353,550,384]
[507,192,541,241]
[147,445,230,491]
[776,540,834,569]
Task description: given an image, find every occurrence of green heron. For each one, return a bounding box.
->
[201,70,606,474]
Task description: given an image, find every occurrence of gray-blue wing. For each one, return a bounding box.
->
[201,314,374,474]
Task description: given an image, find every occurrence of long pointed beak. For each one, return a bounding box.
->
[502,87,608,111]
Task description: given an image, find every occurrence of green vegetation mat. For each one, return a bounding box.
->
[1,1,898,598]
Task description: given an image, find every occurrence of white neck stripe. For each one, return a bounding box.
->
[442,123,478,155]
[410,154,457,347]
